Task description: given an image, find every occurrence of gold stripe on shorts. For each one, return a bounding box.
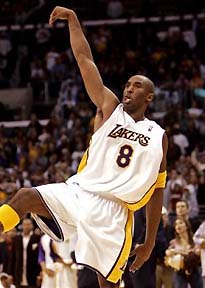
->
[107,209,133,283]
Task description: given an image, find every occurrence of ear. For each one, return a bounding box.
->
[146,93,154,103]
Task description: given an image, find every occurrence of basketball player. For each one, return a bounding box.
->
[0,6,168,288]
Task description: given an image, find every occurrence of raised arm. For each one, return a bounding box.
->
[49,6,119,123]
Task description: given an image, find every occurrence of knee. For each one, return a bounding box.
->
[16,187,34,201]
[9,188,36,216]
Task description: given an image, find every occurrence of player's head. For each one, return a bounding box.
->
[122,75,155,114]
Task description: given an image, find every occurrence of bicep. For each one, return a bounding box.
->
[78,57,119,113]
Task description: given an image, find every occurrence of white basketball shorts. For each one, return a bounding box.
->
[32,180,133,283]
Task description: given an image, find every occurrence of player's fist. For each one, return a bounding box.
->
[49,6,74,25]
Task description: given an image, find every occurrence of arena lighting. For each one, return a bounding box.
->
[0,13,204,31]
[182,14,194,20]
[83,18,128,26]
[0,119,49,128]
[147,17,161,22]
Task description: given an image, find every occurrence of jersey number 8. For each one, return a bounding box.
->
[116,145,133,168]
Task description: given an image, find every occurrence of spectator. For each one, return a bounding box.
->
[173,200,200,233]
[191,149,205,175]
[38,234,56,288]
[172,124,189,155]
[155,207,174,288]
[197,173,205,205]
[3,229,17,275]
[52,237,77,288]
[164,169,186,213]
[35,27,50,58]
[30,59,46,100]
[0,232,7,273]
[166,136,181,169]
[193,221,205,288]
[10,218,40,288]
[165,218,203,288]
[106,0,124,18]
[45,47,59,75]
[0,273,15,288]
[182,170,199,220]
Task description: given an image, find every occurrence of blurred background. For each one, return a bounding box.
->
[0,1,205,288]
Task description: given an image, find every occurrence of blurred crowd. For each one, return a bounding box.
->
[0,9,205,204]
[0,0,205,25]
[1,202,205,288]
[1,10,205,105]
[0,2,205,288]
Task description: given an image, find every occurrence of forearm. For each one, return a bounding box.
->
[193,235,204,245]
[145,189,163,249]
[67,11,93,63]
[40,261,46,271]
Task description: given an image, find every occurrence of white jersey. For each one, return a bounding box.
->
[69,104,165,204]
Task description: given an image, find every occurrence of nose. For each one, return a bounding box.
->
[127,85,134,93]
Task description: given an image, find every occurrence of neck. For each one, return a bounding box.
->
[131,113,145,122]
[124,108,145,122]
[180,232,189,243]
[178,215,188,221]
[23,232,31,237]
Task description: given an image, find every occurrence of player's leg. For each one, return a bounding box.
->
[97,275,120,288]
[0,187,51,233]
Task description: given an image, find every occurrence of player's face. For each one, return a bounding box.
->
[122,75,150,112]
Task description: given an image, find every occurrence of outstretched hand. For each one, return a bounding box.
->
[129,243,153,273]
[49,6,74,25]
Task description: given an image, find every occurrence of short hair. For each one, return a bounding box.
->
[22,218,34,225]
[176,200,189,209]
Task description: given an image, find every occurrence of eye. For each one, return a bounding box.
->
[125,82,130,88]
[134,82,142,88]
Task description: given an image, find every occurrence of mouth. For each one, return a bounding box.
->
[123,95,131,104]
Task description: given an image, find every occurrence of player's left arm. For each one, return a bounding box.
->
[144,132,168,249]
[129,132,168,272]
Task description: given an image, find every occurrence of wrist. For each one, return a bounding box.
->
[67,10,77,21]
[144,240,155,250]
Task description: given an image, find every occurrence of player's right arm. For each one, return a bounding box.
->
[49,6,119,126]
